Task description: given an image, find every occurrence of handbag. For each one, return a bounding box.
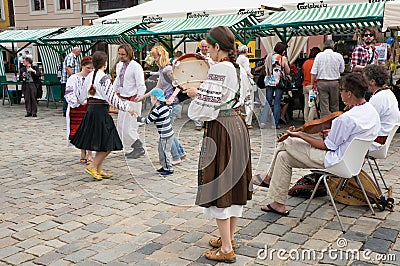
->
[276,56,292,90]
[288,173,327,198]
[277,72,292,90]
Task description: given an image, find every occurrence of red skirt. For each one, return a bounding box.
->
[69,105,88,140]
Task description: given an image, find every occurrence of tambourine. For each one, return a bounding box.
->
[172,53,210,90]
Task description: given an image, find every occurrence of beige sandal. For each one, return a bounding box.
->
[205,247,236,263]
[209,237,235,249]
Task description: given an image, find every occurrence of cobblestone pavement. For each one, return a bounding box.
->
[1,101,400,266]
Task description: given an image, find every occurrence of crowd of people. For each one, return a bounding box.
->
[14,25,400,263]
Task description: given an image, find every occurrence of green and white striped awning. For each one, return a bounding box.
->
[253,2,384,37]
[38,44,91,74]
[137,14,271,44]
[0,28,63,43]
[45,22,145,45]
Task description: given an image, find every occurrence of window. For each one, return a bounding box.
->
[30,0,47,14]
[56,0,72,11]
[32,0,45,11]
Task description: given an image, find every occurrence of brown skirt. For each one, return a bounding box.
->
[195,113,253,208]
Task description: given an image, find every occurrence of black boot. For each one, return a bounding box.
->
[126,139,145,159]
[126,148,145,159]
[131,139,143,149]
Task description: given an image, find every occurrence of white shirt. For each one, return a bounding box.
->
[113,60,146,97]
[324,102,380,168]
[236,54,252,78]
[188,61,251,121]
[369,89,400,151]
[197,51,214,66]
[64,74,86,108]
[311,49,345,80]
[80,70,130,112]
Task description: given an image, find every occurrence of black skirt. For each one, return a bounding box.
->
[71,98,123,152]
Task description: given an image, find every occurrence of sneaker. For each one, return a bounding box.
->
[25,113,32,117]
[171,159,181,166]
[156,167,166,173]
[159,170,174,176]
[32,114,37,117]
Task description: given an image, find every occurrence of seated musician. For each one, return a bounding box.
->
[363,64,400,152]
[257,73,380,216]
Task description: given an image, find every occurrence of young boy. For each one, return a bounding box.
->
[134,88,174,176]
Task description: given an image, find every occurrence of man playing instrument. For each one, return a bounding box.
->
[363,64,400,152]
[257,73,380,216]
[114,44,146,159]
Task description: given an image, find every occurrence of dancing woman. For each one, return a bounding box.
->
[71,51,135,180]
[186,26,253,263]
[65,56,94,164]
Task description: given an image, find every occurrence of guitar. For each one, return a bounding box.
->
[277,111,343,142]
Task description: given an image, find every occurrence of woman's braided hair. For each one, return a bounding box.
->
[88,51,108,96]
[206,26,239,68]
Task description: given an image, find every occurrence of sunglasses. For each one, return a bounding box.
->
[364,34,374,37]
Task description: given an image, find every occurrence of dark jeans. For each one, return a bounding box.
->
[260,86,283,126]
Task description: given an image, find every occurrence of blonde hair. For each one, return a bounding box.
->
[150,46,170,68]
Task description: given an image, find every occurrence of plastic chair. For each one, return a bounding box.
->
[300,138,375,233]
[365,124,400,190]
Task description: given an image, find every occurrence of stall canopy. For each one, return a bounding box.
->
[44,22,147,52]
[382,0,400,31]
[93,0,274,24]
[252,2,385,43]
[136,13,272,51]
[0,28,63,54]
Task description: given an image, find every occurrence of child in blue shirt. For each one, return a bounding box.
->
[134,88,174,176]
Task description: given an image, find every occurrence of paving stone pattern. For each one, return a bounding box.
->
[0,102,400,265]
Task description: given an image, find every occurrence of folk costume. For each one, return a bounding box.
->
[71,70,130,152]
[188,60,253,219]
[65,74,87,145]
[113,60,146,153]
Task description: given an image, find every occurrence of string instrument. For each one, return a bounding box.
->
[172,53,210,90]
[277,111,343,142]
[327,169,386,211]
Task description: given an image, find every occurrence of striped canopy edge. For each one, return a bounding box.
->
[0,28,63,43]
[254,2,385,35]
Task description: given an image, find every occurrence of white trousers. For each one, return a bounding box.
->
[267,138,326,204]
[245,90,254,125]
[117,101,142,152]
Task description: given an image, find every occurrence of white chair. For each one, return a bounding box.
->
[300,138,375,233]
[366,124,400,190]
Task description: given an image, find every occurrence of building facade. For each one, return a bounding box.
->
[0,0,15,29]
[13,0,82,29]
